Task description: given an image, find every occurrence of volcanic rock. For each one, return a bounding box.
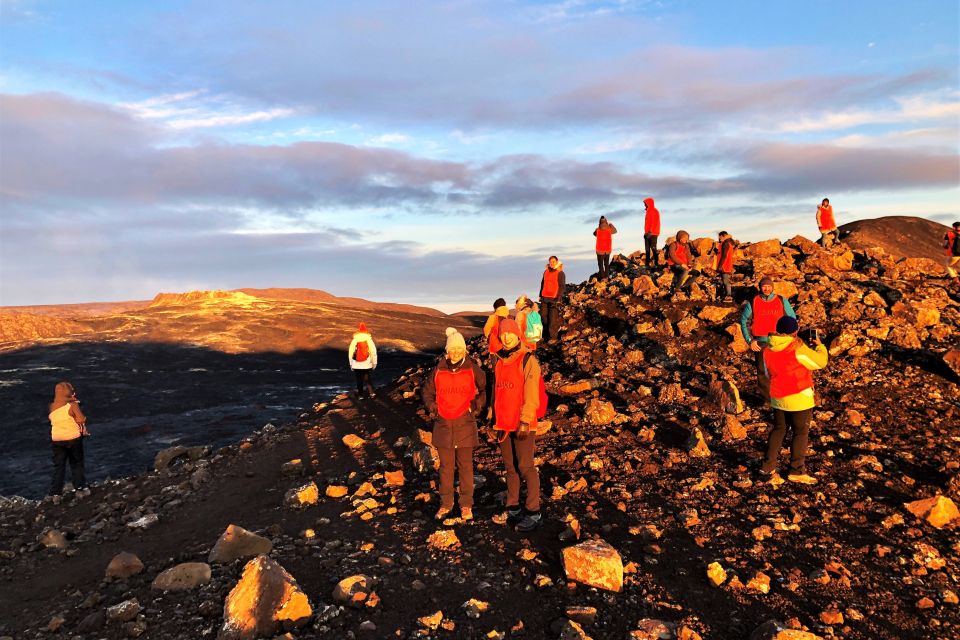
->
[630,618,676,639]
[220,555,312,639]
[720,415,747,441]
[333,574,377,607]
[284,481,319,507]
[904,495,959,528]
[106,599,141,622]
[427,529,460,550]
[342,434,366,449]
[706,562,726,587]
[685,429,712,457]
[749,620,823,640]
[209,524,273,564]
[152,562,211,591]
[154,445,208,472]
[106,552,145,578]
[557,619,592,640]
[384,469,405,486]
[585,399,616,425]
[561,538,623,592]
[744,239,782,258]
[39,529,68,549]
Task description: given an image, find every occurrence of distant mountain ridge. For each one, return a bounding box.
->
[839,215,951,260]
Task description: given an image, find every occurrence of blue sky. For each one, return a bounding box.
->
[1,0,958,310]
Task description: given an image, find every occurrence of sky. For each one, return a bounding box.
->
[1,0,958,311]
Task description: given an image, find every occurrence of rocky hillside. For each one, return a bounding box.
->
[0,288,477,354]
[839,215,952,260]
[0,233,957,640]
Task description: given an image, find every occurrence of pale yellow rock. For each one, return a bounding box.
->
[342,434,366,449]
[904,495,960,528]
[209,524,273,564]
[284,482,319,507]
[152,562,211,591]
[707,562,727,587]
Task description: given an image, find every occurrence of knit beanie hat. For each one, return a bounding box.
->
[445,327,466,352]
[776,316,799,335]
[358,322,369,333]
[498,318,521,338]
[759,276,774,288]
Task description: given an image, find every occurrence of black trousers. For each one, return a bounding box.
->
[50,437,86,495]
[354,369,375,397]
[753,349,770,399]
[540,299,561,342]
[762,408,812,474]
[644,234,659,267]
[670,266,700,291]
[717,272,732,298]
[499,433,540,512]
[596,253,611,280]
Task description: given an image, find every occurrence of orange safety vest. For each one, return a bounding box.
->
[714,241,735,273]
[764,340,814,399]
[667,243,690,267]
[595,228,612,253]
[946,230,958,257]
[434,366,477,420]
[494,354,547,431]
[817,205,836,231]
[751,295,785,338]
[487,316,503,354]
[541,269,561,298]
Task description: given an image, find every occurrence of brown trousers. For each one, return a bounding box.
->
[437,446,474,509]
[499,432,540,512]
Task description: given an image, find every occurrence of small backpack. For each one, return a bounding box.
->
[353,340,370,362]
[524,311,544,343]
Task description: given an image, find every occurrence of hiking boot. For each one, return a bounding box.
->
[435,507,452,520]
[460,507,473,521]
[515,512,542,532]
[75,487,91,499]
[787,473,818,485]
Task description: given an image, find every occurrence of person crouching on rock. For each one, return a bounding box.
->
[666,230,700,299]
[422,328,486,522]
[759,316,827,486]
[48,381,90,498]
[492,318,545,532]
[348,322,378,399]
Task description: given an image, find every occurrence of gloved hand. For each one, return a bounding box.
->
[516,422,531,441]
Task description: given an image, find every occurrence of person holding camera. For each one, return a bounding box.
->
[48,381,90,498]
[422,328,486,521]
[759,316,828,485]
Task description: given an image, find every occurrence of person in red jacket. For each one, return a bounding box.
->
[712,231,737,303]
[422,328,486,521]
[943,221,960,288]
[643,197,661,268]
[491,318,543,532]
[816,198,838,249]
[539,256,566,343]
[593,216,618,280]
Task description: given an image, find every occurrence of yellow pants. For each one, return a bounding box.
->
[946,255,960,278]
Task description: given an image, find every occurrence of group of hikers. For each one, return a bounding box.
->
[43,203,959,523]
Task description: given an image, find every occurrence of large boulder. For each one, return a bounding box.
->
[561,539,623,592]
[209,525,273,564]
[904,495,959,529]
[220,555,312,640]
[743,239,782,258]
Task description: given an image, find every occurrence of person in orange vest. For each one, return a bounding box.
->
[348,322,378,399]
[643,197,661,269]
[740,277,796,399]
[482,298,510,422]
[539,256,566,343]
[816,198,838,249]
[593,215,618,280]
[759,316,828,485]
[712,231,737,303]
[665,230,700,298]
[943,221,960,288]
[491,318,544,532]
[48,381,90,498]
[422,328,486,521]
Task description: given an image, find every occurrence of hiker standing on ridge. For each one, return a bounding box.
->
[713,231,738,303]
[643,197,661,269]
[759,316,828,485]
[422,328,486,521]
[539,256,566,343]
[515,295,543,352]
[491,318,546,532]
[482,299,510,422]
[666,230,700,299]
[740,276,795,399]
[817,198,839,249]
[593,215,618,280]
[348,322,378,399]
[943,221,960,288]
[48,381,90,499]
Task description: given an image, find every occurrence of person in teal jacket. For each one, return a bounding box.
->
[739,276,796,398]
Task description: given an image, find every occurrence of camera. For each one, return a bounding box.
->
[799,328,819,343]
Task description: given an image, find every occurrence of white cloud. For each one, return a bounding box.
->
[366,132,412,145]
[118,91,294,130]
[775,90,960,133]
[168,107,294,130]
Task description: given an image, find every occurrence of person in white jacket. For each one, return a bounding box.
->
[348,322,378,398]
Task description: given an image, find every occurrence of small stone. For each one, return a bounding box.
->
[39,529,68,549]
[916,597,935,609]
[418,611,443,630]
[685,428,711,457]
[106,552,144,578]
[106,598,141,622]
[342,433,366,449]
[463,599,490,618]
[46,615,66,632]
[384,470,405,486]
[561,538,624,592]
[284,481,319,507]
[281,459,304,476]
[565,605,597,625]
[333,575,377,607]
[707,562,727,587]
[819,609,843,625]
[746,571,771,594]
[427,529,460,550]
[584,399,617,425]
[359,620,377,632]
[749,620,823,639]
[151,562,211,591]
[630,618,676,639]
[904,495,959,528]
[209,524,273,564]
[720,415,747,441]
[557,619,592,640]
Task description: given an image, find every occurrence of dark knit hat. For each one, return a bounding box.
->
[776,316,799,335]
[759,276,774,287]
[498,318,521,338]
[493,298,506,310]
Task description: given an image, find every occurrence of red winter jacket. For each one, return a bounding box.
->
[643,198,660,235]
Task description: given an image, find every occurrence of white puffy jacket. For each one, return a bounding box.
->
[348,332,378,370]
